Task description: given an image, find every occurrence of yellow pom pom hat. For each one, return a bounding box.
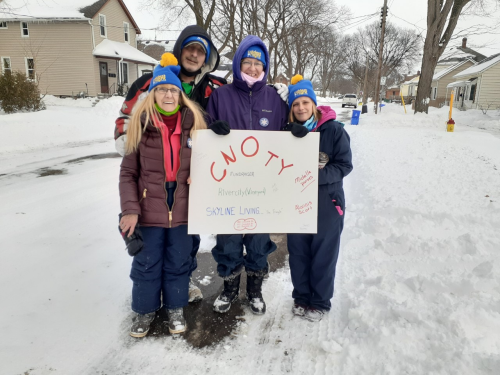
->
[288,74,317,110]
[149,53,182,92]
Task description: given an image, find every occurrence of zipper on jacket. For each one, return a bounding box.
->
[139,188,147,203]
[159,127,170,227]
[249,90,252,129]
[169,110,186,228]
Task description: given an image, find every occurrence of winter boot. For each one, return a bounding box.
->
[188,277,203,303]
[292,303,307,317]
[213,274,241,313]
[167,308,187,334]
[304,307,326,322]
[246,274,266,315]
[129,312,156,338]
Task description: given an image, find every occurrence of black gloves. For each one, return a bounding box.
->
[209,120,230,135]
[285,122,309,138]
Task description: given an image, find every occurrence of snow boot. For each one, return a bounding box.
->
[129,312,155,338]
[188,277,203,303]
[246,274,266,315]
[167,308,187,334]
[292,303,307,317]
[304,307,326,322]
[213,274,241,313]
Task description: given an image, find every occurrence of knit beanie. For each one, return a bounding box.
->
[149,53,182,92]
[288,74,317,110]
[181,35,210,63]
[242,45,266,67]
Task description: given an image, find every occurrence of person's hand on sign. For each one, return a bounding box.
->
[209,120,230,135]
[284,122,308,138]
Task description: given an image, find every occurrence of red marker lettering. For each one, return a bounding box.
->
[265,151,279,166]
[241,136,259,157]
[210,162,226,182]
[221,145,237,165]
[278,159,293,175]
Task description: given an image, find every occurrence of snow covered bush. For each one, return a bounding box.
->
[0,71,45,114]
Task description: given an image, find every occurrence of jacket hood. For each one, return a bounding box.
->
[173,25,221,85]
[232,35,269,82]
[315,106,337,129]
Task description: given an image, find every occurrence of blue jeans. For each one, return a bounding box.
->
[212,234,276,278]
[130,224,193,313]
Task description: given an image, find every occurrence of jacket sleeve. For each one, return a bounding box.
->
[119,150,141,216]
[318,124,353,185]
[205,89,219,124]
[114,74,152,155]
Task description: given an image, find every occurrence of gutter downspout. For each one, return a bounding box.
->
[88,20,95,49]
[119,57,124,89]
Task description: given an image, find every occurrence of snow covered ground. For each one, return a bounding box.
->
[1,96,499,374]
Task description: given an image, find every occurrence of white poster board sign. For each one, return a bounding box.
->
[188,130,319,234]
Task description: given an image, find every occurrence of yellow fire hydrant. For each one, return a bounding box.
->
[447,92,455,132]
[447,118,455,132]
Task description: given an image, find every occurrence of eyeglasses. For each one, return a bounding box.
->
[155,87,181,96]
[241,61,264,68]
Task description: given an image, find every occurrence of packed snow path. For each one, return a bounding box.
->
[1,97,499,374]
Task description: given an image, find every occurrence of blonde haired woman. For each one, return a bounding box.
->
[119,53,206,337]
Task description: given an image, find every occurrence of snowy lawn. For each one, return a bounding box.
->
[0,98,499,374]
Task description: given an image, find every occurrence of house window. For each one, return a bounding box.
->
[120,62,128,84]
[469,84,476,101]
[25,57,35,80]
[99,14,106,37]
[21,21,29,37]
[2,57,12,74]
[123,22,129,43]
[141,69,152,76]
[0,21,8,29]
[432,87,437,100]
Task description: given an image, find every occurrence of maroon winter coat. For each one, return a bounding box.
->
[119,107,195,228]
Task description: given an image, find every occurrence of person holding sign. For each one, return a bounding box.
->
[206,36,289,315]
[286,75,353,322]
[119,53,207,337]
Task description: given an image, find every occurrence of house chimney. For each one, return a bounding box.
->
[462,37,467,48]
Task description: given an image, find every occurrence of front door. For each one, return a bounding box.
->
[99,62,108,93]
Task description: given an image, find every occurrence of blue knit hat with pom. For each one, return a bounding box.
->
[242,45,266,67]
[288,74,317,110]
[149,53,182,92]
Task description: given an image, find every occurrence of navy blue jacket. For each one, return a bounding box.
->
[315,116,353,208]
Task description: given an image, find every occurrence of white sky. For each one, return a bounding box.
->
[123,0,500,62]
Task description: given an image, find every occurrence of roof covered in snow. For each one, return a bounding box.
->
[0,0,140,32]
[454,53,500,78]
[432,58,476,81]
[438,45,486,64]
[93,39,157,65]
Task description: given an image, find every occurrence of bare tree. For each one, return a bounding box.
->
[415,0,499,113]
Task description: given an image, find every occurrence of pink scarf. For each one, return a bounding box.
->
[241,71,265,88]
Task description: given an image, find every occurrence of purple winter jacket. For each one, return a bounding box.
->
[206,35,288,130]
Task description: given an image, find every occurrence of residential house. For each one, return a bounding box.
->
[274,73,289,85]
[447,53,500,110]
[137,40,174,76]
[0,0,157,97]
[429,38,485,108]
[400,75,419,103]
[385,85,400,101]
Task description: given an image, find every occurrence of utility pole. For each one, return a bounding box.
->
[362,53,369,105]
[374,0,388,114]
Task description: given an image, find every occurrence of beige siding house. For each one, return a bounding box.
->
[448,53,500,110]
[429,58,475,108]
[0,0,156,96]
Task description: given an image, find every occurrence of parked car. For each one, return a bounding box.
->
[342,94,358,108]
[337,95,344,99]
